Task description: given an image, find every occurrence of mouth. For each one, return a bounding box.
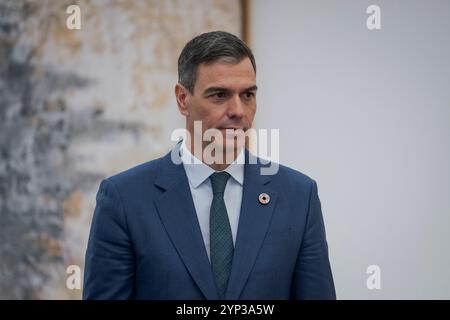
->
[217,127,244,131]
[218,128,243,136]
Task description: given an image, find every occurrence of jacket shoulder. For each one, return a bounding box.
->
[105,154,166,188]
[273,162,316,191]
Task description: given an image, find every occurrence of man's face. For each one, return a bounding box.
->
[177,57,257,156]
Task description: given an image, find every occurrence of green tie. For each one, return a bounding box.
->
[209,171,233,299]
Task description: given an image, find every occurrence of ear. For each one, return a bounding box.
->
[175,83,190,117]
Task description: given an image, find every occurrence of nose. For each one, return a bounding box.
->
[226,95,245,119]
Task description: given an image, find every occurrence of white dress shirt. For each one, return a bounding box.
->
[180,139,244,261]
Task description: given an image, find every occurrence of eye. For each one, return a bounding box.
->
[209,92,227,100]
[215,92,226,99]
[243,91,255,99]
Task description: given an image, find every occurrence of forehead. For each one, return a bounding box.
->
[195,57,256,92]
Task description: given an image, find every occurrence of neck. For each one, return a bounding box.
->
[209,162,231,171]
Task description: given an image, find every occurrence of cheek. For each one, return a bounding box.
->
[190,102,220,124]
[195,106,213,122]
[245,105,257,120]
[187,100,207,118]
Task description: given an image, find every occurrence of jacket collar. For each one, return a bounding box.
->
[154,142,277,299]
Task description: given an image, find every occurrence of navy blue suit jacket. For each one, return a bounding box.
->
[83,143,336,299]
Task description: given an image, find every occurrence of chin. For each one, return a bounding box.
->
[224,141,245,153]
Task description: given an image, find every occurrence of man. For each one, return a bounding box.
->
[83,31,336,300]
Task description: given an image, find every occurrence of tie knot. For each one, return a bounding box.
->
[209,172,230,195]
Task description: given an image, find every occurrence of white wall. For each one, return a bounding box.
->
[251,0,450,299]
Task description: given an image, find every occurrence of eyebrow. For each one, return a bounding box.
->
[203,85,258,96]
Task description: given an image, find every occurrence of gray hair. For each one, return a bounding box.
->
[177,31,256,94]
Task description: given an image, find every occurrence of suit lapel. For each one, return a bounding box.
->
[154,145,219,300]
[225,151,278,300]
[153,145,278,300]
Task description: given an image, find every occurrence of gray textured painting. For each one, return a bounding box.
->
[0,0,242,299]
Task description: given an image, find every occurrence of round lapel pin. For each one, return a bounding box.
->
[259,193,270,205]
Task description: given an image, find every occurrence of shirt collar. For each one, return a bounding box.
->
[180,139,244,189]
